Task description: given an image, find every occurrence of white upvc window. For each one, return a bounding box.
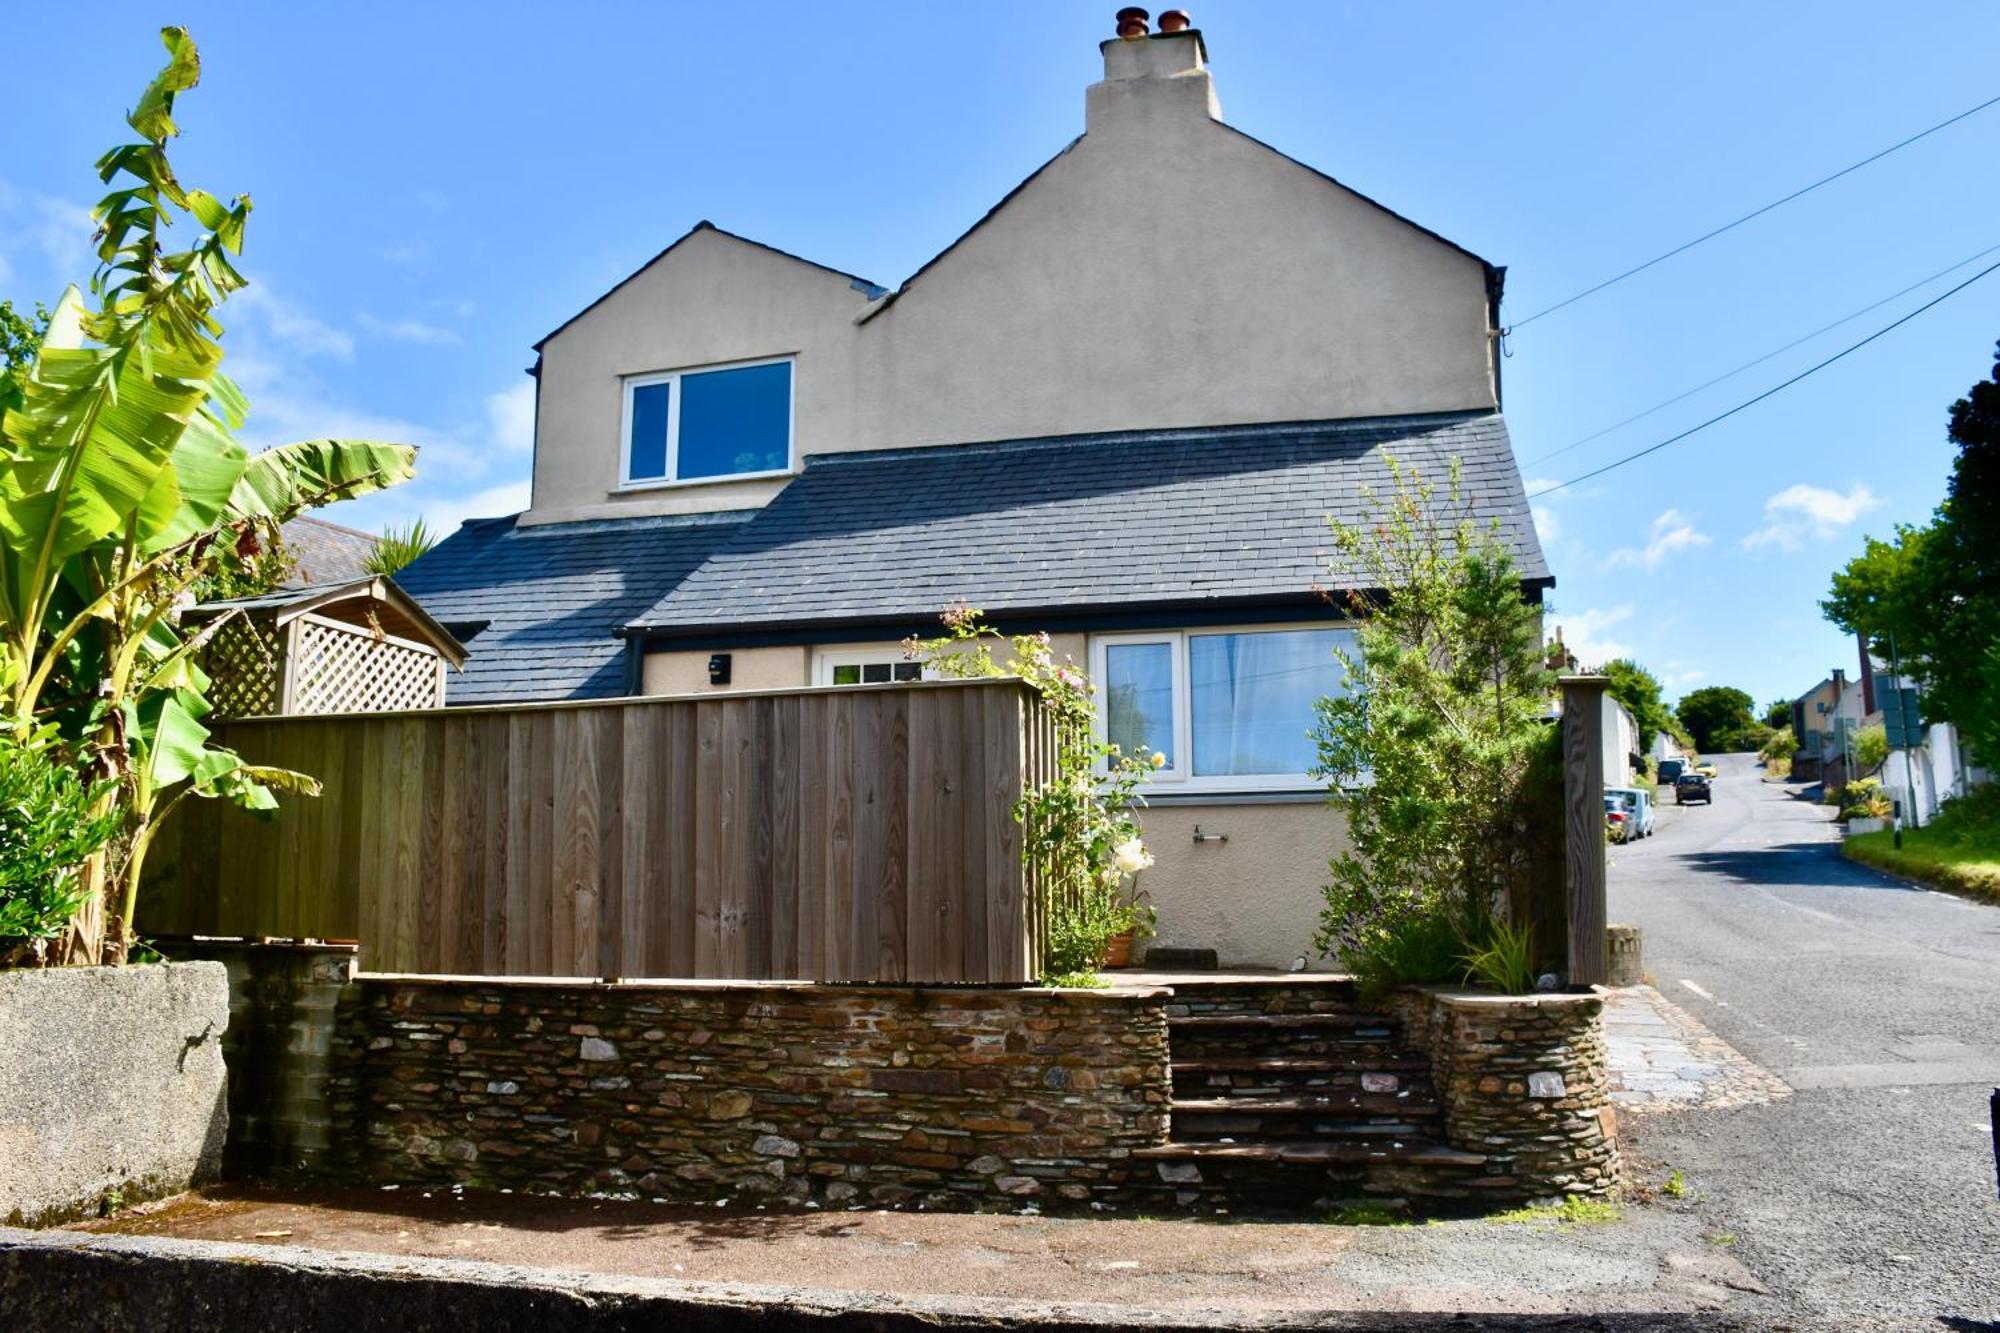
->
[1089,624,1358,793]
[619,355,795,489]
[812,649,929,687]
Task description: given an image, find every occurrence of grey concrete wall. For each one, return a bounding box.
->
[528,31,1496,525]
[0,963,228,1225]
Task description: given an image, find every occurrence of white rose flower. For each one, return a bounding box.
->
[1113,837,1153,875]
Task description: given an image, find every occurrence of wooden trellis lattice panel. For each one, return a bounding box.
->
[202,617,284,718]
[185,576,465,720]
[289,616,445,714]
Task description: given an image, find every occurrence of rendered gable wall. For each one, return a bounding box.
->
[527,30,1499,525]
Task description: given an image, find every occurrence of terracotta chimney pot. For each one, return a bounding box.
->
[1158,9,1191,32]
[1115,7,1150,39]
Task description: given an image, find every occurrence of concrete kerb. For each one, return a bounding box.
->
[0,1226,1774,1332]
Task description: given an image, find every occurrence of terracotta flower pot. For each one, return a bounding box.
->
[1101,930,1135,969]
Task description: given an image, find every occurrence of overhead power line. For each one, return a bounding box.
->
[1506,92,2000,332]
[1521,239,2000,468]
[1525,257,2000,500]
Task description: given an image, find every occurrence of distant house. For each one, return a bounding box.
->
[397,18,1549,966]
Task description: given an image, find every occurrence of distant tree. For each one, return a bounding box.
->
[1824,341,2000,763]
[1603,659,1674,756]
[1853,723,1889,774]
[1763,699,1792,731]
[1677,686,1757,753]
[1,298,51,413]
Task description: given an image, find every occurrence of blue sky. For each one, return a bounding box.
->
[6,3,1998,711]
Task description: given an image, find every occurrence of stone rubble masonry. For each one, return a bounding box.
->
[1388,987,1620,1200]
[0,962,229,1226]
[325,976,1174,1212]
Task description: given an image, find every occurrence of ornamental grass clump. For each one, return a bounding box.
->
[1312,458,1564,997]
[909,607,1158,986]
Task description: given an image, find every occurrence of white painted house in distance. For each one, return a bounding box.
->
[399,12,1551,968]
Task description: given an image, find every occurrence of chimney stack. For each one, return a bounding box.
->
[1089,6,1218,132]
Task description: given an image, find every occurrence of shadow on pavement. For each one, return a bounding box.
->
[1679,842,1925,892]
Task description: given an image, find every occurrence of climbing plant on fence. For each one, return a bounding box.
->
[910,607,1159,985]
[0,28,417,964]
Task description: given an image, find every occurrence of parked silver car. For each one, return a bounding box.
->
[1605,785,1656,838]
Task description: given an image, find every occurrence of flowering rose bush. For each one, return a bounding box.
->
[908,607,1155,985]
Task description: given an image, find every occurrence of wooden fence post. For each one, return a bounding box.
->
[1561,674,1609,986]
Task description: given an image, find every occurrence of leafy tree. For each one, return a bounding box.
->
[1314,459,1562,993]
[0,299,51,413]
[1824,342,2000,764]
[364,518,438,575]
[1853,722,1889,774]
[1763,699,1792,731]
[0,29,417,963]
[1676,686,1756,753]
[1603,659,1674,756]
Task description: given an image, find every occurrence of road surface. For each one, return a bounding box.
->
[1609,751,2000,1327]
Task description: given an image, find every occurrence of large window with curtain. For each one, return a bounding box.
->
[1091,625,1356,791]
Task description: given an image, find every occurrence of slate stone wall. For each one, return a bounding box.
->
[326,977,1172,1211]
[1390,988,1619,1199]
[0,963,229,1225]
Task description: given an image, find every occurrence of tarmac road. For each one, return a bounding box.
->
[1609,752,2000,1328]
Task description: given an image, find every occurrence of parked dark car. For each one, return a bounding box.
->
[1675,772,1712,805]
[1657,758,1686,784]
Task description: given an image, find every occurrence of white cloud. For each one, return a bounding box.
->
[358,312,461,346]
[415,480,532,534]
[1664,664,1705,688]
[1741,483,1883,552]
[1522,478,1564,496]
[1531,504,1561,547]
[1555,605,1635,668]
[486,380,536,454]
[234,285,354,360]
[1608,507,1710,569]
[0,181,94,279]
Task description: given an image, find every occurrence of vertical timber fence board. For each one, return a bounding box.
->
[1561,675,1610,987]
[141,680,1044,984]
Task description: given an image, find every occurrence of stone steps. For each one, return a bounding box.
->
[1171,1094,1441,1118]
[1172,1055,1433,1075]
[1136,1139,1487,1168]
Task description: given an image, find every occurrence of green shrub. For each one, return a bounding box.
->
[1461,915,1539,995]
[1314,459,1564,994]
[1838,777,1891,821]
[0,737,118,965]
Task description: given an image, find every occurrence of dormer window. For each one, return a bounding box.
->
[621,356,794,487]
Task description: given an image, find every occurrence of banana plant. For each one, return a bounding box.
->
[0,28,419,962]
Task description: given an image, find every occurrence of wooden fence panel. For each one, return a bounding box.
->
[143,679,1051,984]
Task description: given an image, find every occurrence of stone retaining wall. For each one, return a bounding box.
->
[1389,987,1618,1199]
[0,963,229,1225]
[328,977,1171,1211]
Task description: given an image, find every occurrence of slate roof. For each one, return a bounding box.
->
[395,510,752,704]
[629,411,1546,637]
[281,516,379,588]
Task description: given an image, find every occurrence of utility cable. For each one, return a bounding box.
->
[1521,239,2000,468]
[1526,257,2000,499]
[1505,93,2000,332]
